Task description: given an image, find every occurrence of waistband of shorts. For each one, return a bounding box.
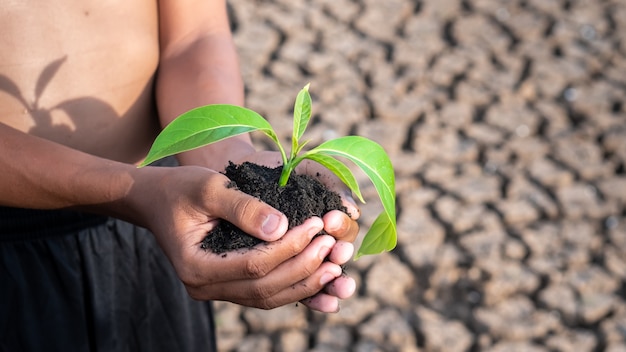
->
[0,206,109,242]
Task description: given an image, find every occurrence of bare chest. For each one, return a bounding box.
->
[0,0,160,163]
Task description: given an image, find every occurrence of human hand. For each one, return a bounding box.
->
[232,151,361,311]
[129,165,347,312]
[232,150,361,238]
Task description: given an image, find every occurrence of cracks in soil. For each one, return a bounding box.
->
[401,113,425,152]
[486,14,521,52]
[260,19,287,78]
[514,57,533,91]
[442,20,458,47]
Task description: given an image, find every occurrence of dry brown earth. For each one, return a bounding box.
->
[216,0,626,351]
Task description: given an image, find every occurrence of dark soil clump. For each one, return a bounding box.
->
[200,162,347,254]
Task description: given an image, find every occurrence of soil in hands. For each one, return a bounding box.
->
[200,161,347,254]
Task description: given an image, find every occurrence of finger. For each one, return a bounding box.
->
[300,293,340,313]
[322,274,356,300]
[300,274,356,312]
[184,218,324,292]
[239,233,337,297]
[198,233,342,307]
[327,240,354,265]
[203,173,288,241]
[233,260,343,310]
[205,233,335,302]
[323,210,359,243]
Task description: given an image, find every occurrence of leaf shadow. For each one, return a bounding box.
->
[0,56,122,142]
[34,56,67,105]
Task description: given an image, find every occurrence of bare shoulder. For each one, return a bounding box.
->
[0,0,161,163]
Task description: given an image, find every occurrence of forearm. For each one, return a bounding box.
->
[0,123,141,222]
[156,34,244,119]
[156,24,254,170]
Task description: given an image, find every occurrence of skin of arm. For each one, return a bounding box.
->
[155,0,253,170]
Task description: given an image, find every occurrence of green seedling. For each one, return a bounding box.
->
[139,84,396,259]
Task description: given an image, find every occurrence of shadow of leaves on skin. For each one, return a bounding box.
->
[35,56,67,105]
[0,56,68,114]
[0,73,29,107]
[0,56,120,142]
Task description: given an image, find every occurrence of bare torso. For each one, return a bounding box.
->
[0,0,161,164]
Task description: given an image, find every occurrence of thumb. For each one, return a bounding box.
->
[215,187,289,241]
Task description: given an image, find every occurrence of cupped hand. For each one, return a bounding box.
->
[231,151,361,310]
[129,165,347,312]
[233,150,361,240]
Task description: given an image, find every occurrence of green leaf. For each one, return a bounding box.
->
[309,136,397,257]
[300,152,365,203]
[291,84,312,160]
[356,212,397,259]
[139,104,280,167]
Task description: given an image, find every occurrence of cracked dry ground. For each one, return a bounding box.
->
[215,0,626,351]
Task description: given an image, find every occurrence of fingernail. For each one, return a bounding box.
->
[262,214,281,237]
[320,272,335,285]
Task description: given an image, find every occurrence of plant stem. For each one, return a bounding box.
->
[278,162,293,186]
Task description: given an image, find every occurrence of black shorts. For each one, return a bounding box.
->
[0,207,217,352]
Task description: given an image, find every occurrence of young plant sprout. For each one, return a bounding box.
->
[139,84,396,259]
